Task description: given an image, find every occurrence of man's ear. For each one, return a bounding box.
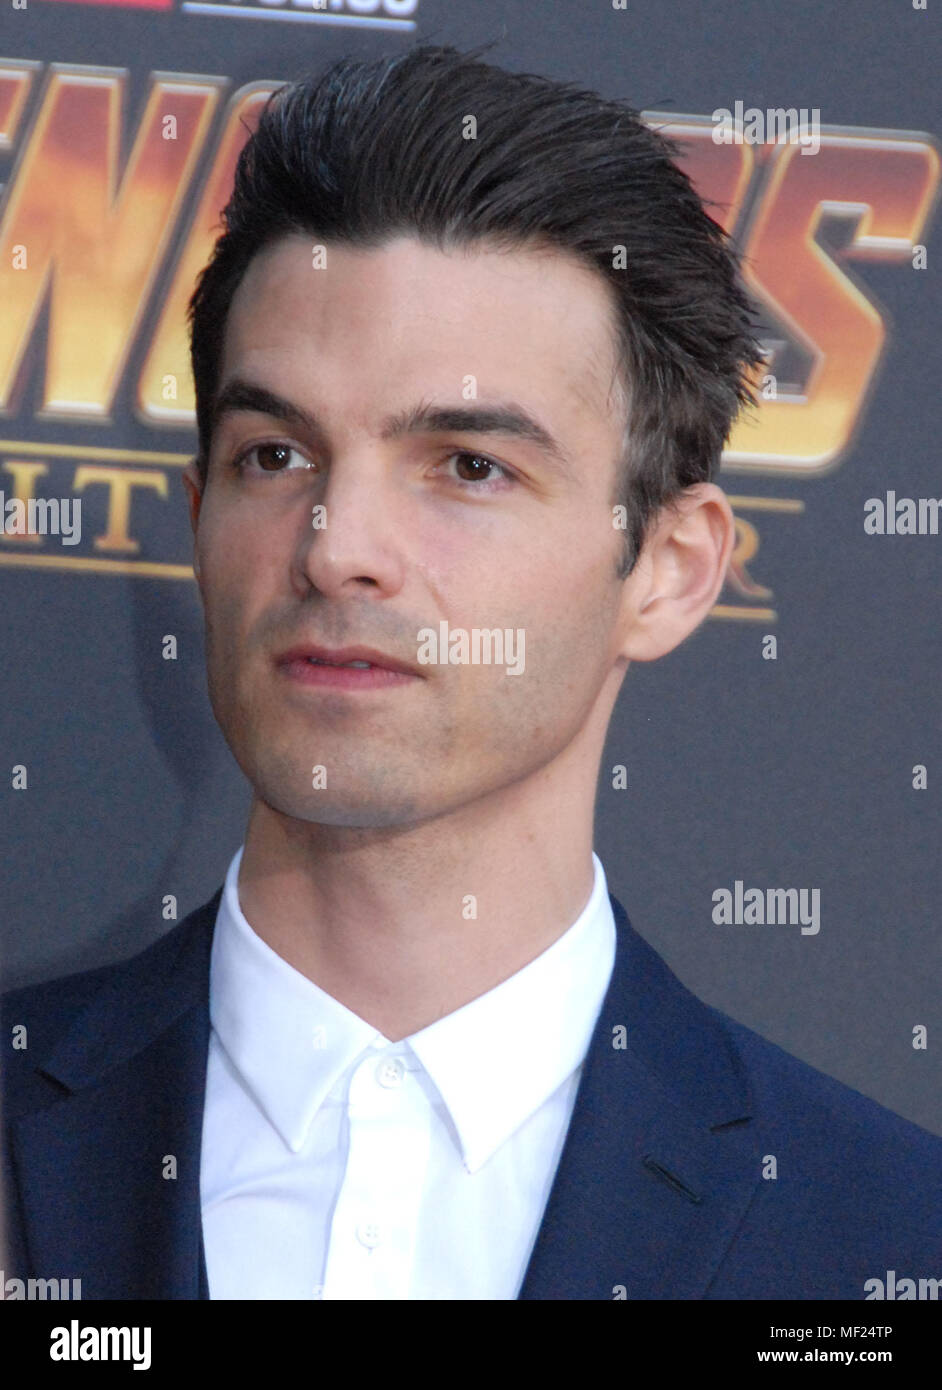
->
[182,459,203,584]
[616,483,735,662]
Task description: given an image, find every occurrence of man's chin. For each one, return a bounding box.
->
[253,787,429,834]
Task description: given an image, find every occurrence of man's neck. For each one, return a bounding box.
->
[236,775,597,1042]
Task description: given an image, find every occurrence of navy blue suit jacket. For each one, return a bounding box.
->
[3,889,942,1299]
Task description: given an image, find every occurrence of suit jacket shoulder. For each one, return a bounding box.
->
[518,905,942,1299]
[1,895,219,1300]
[1,902,218,1120]
[699,1006,942,1298]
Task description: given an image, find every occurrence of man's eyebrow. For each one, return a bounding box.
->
[210,377,574,475]
[211,379,318,437]
[383,400,573,475]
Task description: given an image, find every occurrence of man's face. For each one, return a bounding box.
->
[187,232,633,829]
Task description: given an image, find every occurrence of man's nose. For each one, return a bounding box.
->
[289,456,407,601]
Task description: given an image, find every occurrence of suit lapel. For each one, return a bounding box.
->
[10,894,219,1300]
[518,895,761,1299]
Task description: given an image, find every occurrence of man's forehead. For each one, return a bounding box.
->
[222,231,625,438]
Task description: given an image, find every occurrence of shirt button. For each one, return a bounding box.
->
[375,1057,405,1088]
[356,1220,383,1249]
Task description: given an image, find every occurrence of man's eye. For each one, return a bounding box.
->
[236,442,311,474]
[443,451,511,488]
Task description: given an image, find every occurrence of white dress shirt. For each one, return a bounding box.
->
[199,846,616,1300]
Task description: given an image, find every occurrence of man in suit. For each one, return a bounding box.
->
[4,43,942,1301]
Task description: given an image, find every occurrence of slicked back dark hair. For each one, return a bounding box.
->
[188,42,764,576]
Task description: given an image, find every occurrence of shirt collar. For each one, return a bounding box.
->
[210,847,616,1172]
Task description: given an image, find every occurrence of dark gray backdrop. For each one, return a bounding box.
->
[3,0,941,1138]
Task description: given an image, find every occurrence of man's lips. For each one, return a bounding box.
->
[276,642,420,693]
[275,643,420,676]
